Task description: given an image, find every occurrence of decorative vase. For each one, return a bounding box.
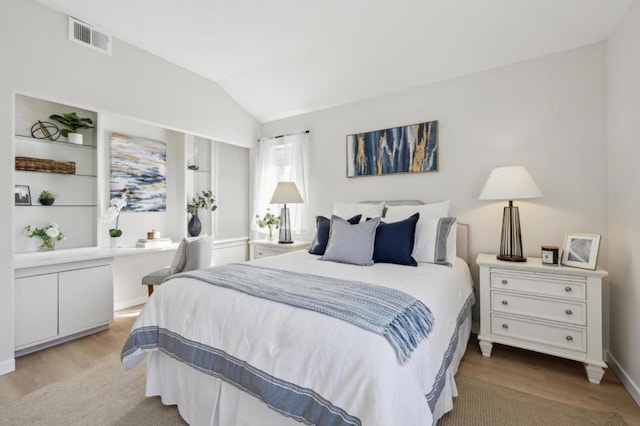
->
[40,198,55,206]
[67,133,83,145]
[39,239,55,251]
[267,226,274,241]
[188,213,202,237]
[110,237,121,248]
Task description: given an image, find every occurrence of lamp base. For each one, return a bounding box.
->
[278,205,293,244]
[278,241,294,244]
[497,254,527,262]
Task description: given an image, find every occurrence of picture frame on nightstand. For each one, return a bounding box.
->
[561,233,601,270]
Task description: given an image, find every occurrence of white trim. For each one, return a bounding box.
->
[0,357,16,376]
[607,351,640,406]
[114,296,148,312]
[212,237,249,250]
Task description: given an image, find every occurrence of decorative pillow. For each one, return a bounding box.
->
[308,214,362,255]
[333,202,384,223]
[372,213,419,266]
[170,238,188,273]
[416,217,457,266]
[384,201,455,265]
[322,216,381,266]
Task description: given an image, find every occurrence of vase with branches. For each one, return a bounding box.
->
[186,190,217,237]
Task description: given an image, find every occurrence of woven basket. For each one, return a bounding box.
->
[15,156,76,174]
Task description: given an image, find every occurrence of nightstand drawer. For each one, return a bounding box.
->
[491,313,586,353]
[491,272,585,300]
[254,247,286,259]
[491,291,586,326]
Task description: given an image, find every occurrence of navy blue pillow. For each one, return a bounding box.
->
[372,213,419,266]
[309,214,362,255]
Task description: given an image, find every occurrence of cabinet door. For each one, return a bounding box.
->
[15,274,58,348]
[59,265,113,336]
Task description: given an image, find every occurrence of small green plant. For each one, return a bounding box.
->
[187,190,217,216]
[38,190,55,201]
[49,112,95,137]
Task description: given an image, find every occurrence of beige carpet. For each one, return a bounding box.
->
[0,356,627,425]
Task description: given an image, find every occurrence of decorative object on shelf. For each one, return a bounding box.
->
[256,208,281,241]
[15,156,76,174]
[37,190,56,206]
[14,185,31,206]
[561,233,601,270]
[136,237,172,249]
[479,165,543,262]
[147,229,161,240]
[104,192,128,239]
[187,190,217,237]
[49,112,95,145]
[110,133,166,212]
[187,137,200,170]
[541,245,559,266]
[270,182,303,244]
[24,223,65,251]
[346,120,438,177]
[30,120,60,141]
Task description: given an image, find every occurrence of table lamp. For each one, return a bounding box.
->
[479,166,543,262]
[270,181,303,244]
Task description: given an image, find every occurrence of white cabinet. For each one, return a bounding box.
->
[14,258,114,356]
[249,240,310,260]
[477,253,608,384]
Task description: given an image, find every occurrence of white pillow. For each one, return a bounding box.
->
[333,202,384,223]
[384,201,456,265]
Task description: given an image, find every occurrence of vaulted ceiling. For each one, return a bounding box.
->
[37,0,633,122]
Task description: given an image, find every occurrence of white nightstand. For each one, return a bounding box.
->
[249,240,310,260]
[476,253,608,384]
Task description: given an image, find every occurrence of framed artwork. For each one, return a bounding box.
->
[346,120,438,178]
[14,185,31,206]
[561,233,601,270]
[110,133,167,212]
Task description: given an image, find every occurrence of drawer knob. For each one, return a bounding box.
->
[565,309,573,315]
[501,279,508,284]
[502,324,509,329]
[565,286,572,292]
[502,300,508,305]
[566,335,573,341]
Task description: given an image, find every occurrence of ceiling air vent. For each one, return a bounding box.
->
[68,17,112,55]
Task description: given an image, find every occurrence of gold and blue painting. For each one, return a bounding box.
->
[346,120,438,177]
[110,133,166,212]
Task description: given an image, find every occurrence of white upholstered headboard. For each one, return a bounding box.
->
[362,200,470,265]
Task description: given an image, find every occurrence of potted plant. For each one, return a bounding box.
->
[49,112,95,145]
[186,190,217,237]
[104,193,127,247]
[24,223,65,251]
[37,189,56,206]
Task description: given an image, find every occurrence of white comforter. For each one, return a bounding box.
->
[122,251,474,425]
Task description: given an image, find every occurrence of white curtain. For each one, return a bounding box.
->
[252,132,310,237]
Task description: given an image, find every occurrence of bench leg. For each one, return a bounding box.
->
[147,285,154,296]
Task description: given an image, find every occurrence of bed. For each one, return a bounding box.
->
[122,204,475,426]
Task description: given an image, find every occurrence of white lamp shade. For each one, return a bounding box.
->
[270,181,303,204]
[479,166,543,201]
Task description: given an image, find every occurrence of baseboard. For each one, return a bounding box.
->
[607,351,640,406]
[114,296,147,312]
[0,357,16,376]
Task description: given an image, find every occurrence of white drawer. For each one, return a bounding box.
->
[491,272,585,300]
[491,291,586,326]
[491,313,586,353]
[254,247,286,259]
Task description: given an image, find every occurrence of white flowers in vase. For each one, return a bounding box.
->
[24,222,65,250]
[104,193,127,237]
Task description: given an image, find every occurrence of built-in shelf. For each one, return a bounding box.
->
[15,170,97,178]
[187,169,211,174]
[15,134,97,150]
[20,205,97,208]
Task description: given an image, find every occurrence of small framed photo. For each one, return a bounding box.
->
[561,233,601,270]
[14,185,31,206]
[541,245,559,266]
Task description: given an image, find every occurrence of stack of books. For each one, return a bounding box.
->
[136,237,172,249]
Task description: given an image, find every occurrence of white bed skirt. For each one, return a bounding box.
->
[144,310,472,425]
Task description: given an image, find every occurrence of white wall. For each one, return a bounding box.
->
[606,0,640,404]
[0,0,259,374]
[262,44,608,289]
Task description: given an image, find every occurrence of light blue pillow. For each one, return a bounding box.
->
[322,216,381,266]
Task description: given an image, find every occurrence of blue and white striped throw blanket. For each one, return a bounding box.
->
[169,264,434,364]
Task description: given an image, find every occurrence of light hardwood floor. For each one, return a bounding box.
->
[1,306,639,425]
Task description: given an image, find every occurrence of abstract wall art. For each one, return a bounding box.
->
[346,120,438,177]
[110,133,166,212]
